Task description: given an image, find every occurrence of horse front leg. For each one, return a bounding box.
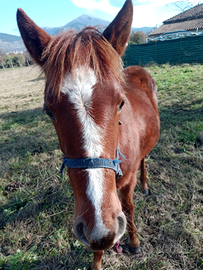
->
[88,250,103,270]
[140,158,149,196]
[120,181,142,255]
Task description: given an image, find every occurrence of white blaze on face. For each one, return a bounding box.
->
[61,66,109,240]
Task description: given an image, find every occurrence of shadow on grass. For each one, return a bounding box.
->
[0,184,70,227]
[159,98,203,129]
[0,183,79,269]
[0,251,92,270]
[28,77,45,83]
[1,107,45,129]
[0,184,90,269]
[0,107,60,160]
[0,106,70,247]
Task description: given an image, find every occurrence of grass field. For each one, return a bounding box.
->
[0,64,203,270]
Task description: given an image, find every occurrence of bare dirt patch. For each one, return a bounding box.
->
[0,66,45,112]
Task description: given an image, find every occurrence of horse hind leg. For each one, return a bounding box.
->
[140,158,149,196]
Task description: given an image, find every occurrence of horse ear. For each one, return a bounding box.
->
[17,9,51,66]
[102,0,133,56]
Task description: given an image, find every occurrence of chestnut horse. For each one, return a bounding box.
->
[17,0,160,269]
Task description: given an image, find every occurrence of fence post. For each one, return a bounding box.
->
[155,42,157,63]
[180,38,182,64]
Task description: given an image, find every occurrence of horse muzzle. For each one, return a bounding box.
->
[74,211,126,251]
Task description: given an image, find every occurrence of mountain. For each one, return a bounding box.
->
[42,27,61,36]
[0,15,154,53]
[54,15,153,35]
[0,33,21,42]
[0,33,25,53]
[55,14,110,34]
[134,27,155,35]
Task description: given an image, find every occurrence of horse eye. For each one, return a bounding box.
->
[118,99,125,112]
[44,107,56,120]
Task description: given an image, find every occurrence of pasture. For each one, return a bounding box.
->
[0,64,203,269]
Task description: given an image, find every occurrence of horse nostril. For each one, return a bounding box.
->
[75,222,90,247]
[76,222,85,240]
[117,215,126,232]
[115,213,126,243]
[118,215,125,229]
[76,222,83,236]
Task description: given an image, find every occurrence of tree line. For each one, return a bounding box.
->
[0,50,35,69]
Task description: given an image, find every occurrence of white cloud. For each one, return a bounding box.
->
[70,0,187,28]
[132,0,182,27]
[133,4,157,27]
[71,0,119,15]
[136,0,177,7]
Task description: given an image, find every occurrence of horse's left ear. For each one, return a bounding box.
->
[17,9,51,66]
[102,0,133,56]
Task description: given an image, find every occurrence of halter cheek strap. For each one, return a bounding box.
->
[60,146,125,178]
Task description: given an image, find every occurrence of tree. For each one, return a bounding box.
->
[167,1,202,12]
[0,50,33,69]
[4,55,13,69]
[129,31,146,44]
[0,55,5,69]
[12,54,25,67]
[23,50,34,66]
[0,50,5,69]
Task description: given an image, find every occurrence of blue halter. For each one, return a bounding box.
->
[60,146,125,178]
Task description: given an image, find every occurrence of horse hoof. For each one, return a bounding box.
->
[142,189,149,197]
[114,240,123,253]
[129,245,142,256]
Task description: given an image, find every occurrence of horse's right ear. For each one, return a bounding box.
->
[17,9,51,66]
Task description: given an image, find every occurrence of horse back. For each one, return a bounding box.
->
[118,66,160,178]
[124,65,158,116]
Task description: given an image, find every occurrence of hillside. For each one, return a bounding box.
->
[42,27,61,36]
[0,33,25,53]
[0,33,21,42]
[0,15,154,53]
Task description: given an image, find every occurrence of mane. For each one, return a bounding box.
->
[42,27,125,99]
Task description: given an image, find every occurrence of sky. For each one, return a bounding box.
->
[0,0,199,36]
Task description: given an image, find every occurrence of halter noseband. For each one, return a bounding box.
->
[60,146,125,178]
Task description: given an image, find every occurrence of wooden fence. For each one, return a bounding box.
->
[122,35,203,67]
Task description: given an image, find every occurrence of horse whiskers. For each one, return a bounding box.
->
[86,222,93,237]
[76,208,89,220]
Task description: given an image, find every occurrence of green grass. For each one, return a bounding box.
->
[0,64,203,269]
